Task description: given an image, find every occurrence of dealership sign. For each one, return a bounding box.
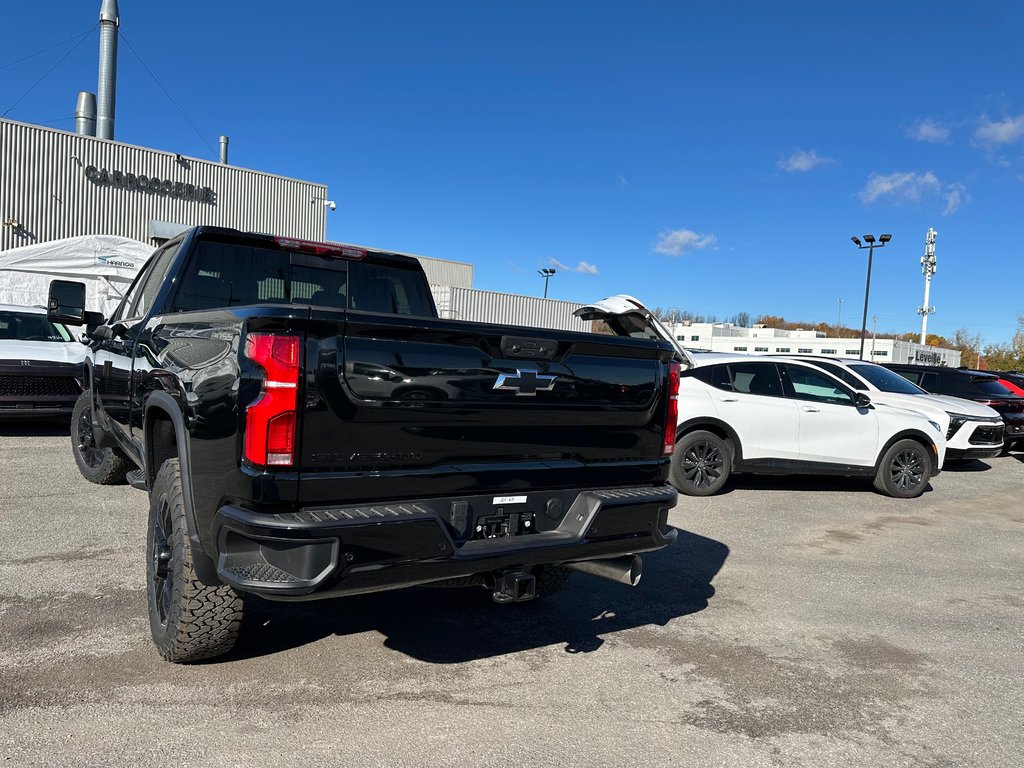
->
[84,165,216,204]
[914,349,942,364]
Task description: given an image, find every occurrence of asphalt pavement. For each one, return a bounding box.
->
[1,421,1021,767]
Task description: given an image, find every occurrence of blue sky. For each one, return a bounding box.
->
[2,1,1023,342]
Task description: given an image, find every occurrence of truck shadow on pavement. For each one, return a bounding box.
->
[227,528,728,664]
[722,474,937,495]
[0,419,70,437]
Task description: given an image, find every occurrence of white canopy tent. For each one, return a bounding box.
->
[0,234,155,318]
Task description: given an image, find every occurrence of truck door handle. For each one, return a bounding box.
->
[718,397,738,402]
[801,406,821,412]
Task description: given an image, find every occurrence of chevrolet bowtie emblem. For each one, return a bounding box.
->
[493,369,557,396]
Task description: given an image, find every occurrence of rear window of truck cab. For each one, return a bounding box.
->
[170,237,434,316]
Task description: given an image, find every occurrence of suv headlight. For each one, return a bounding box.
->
[944,412,972,440]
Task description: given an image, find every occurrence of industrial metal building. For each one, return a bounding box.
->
[433,285,589,332]
[1,118,328,251]
[666,320,962,366]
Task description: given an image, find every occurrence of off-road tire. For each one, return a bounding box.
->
[147,459,244,662]
[873,439,932,499]
[671,430,731,496]
[70,390,130,485]
[532,564,572,599]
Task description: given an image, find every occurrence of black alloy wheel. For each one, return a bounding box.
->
[890,448,925,493]
[683,440,724,489]
[671,430,732,496]
[873,438,932,499]
[76,407,105,469]
[146,458,244,662]
[70,391,130,484]
[150,496,174,627]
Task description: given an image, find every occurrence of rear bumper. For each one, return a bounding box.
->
[212,485,678,599]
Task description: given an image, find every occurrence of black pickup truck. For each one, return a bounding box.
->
[48,226,678,662]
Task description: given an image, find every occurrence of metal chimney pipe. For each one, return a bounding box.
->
[96,0,119,140]
[219,135,229,164]
[75,92,97,136]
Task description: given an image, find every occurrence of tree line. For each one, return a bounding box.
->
[647,307,1024,372]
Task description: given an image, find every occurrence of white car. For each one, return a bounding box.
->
[793,357,1004,461]
[576,296,946,498]
[0,303,86,418]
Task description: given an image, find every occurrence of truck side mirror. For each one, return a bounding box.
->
[48,280,87,325]
[47,279,104,327]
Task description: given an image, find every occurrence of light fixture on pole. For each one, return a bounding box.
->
[538,268,556,298]
[850,233,892,360]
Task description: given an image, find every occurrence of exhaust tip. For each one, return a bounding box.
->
[567,555,642,586]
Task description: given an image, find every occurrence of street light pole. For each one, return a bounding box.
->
[538,268,556,298]
[850,234,892,360]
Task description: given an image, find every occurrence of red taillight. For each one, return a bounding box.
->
[663,361,681,456]
[244,333,300,467]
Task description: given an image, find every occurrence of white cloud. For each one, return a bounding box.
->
[906,118,951,143]
[974,114,1024,145]
[859,171,941,204]
[652,228,717,256]
[859,171,968,216]
[617,175,630,188]
[943,183,968,216]
[550,258,599,275]
[777,149,834,172]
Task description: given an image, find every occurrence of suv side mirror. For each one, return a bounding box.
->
[48,280,104,327]
[854,392,872,409]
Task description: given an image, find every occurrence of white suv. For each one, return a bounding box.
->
[793,357,1004,461]
[672,355,946,498]
[574,296,947,499]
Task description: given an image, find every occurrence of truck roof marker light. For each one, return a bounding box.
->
[664,361,680,456]
[245,333,301,467]
[274,236,365,259]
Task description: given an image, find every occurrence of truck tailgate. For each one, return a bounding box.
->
[297,311,672,502]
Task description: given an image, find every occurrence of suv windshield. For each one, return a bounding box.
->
[0,311,71,342]
[850,364,926,395]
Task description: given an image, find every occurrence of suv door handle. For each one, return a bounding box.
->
[718,397,739,402]
[801,405,821,412]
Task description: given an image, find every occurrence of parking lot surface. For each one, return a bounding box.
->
[1,423,1021,767]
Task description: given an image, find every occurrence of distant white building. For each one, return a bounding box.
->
[665,321,961,367]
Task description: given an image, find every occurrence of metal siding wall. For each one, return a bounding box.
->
[444,287,589,332]
[415,256,473,289]
[430,284,452,318]
[1,120,326,251]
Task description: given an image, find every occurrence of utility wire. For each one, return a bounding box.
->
[118,29,219,159]
[1,26,96,117]
[0,25,97,72]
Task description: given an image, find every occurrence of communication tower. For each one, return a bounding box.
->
[917,228,937,345]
